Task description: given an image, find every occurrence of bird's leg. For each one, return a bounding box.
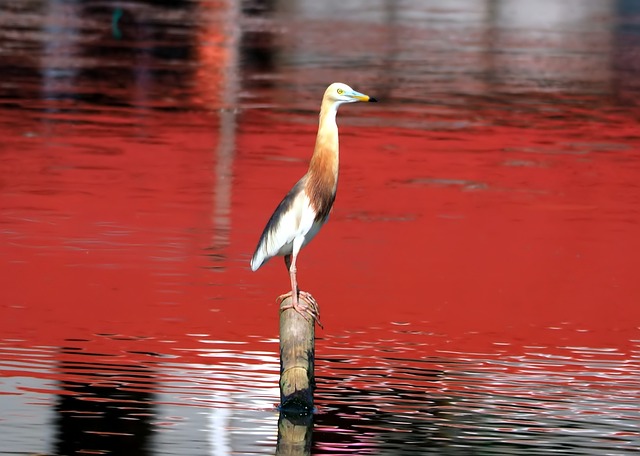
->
[276,254,294,304]
[277,251,321,325]
[277,252,301,308]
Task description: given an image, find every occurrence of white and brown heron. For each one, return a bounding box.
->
[250,82,377,323]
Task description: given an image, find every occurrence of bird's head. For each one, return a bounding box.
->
[324,82,378,105]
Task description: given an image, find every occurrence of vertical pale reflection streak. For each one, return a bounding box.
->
[206,0,240,257]
[40,0,81,126]
[196,0,241,451]
[208,399,232,456]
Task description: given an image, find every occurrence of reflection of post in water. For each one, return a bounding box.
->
[54,348,156,456]
[276,411,313,456]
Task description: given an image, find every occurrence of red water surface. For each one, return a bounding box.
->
[2,103,639,360]
[1,0,640,363]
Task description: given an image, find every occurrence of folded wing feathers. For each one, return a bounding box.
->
[250,178,308,271]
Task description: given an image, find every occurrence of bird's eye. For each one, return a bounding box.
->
[337,88,344,95]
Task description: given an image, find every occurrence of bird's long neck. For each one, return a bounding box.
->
[306,101,339,221]
[309,102,339,184]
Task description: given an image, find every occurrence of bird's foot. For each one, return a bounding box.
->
[298,291,323,329]
[276,291,293,306]
[277,291,323,329]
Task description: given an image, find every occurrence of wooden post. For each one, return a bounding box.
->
[279,295,316,412]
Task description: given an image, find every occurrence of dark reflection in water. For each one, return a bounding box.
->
[615,0,640,104]
[312,326,640,455]
[314,367,458,455]
[0,0,283,114]
[55,347,156,456]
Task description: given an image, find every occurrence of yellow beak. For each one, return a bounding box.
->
[351,90,378,103]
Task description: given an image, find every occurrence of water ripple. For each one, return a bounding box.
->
[1,327,638,454]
